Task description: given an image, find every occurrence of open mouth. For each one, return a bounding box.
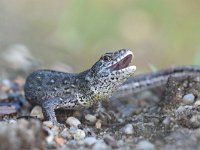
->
[110,54,133,71]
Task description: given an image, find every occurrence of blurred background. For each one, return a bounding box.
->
[0,0,200,75]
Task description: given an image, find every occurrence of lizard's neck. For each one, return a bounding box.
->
[116,66,200,97]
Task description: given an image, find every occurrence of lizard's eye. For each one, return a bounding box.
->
[102,55,112,61]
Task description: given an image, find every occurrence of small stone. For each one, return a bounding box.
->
[190,115,200,128]
[182,93,195,104]
[95,119,102,129]
[43,121,53,128]
[30,106,44,120]
[176,105,192,113]
[136,140,155,150]
[194,100,200,107]
[93,141,108,150]
[85,114,97,123]
[66,117,81,128]
[43,126,54,144]
[9,119,17,124]
[51,125,60,136]
[54,136,65,145]
[69,127,85,140]
[103,135,118,148]
[195,128,200,139]
[61,128,72,139]
[2,44,38,72]
[17,118,29,127]
[0,106,17,115]
[83,137,97,147]
[124,124,134,135]
[0,91,8,100]
[67,140,77,148]
[162,117,170,126]
[1,79,12,92]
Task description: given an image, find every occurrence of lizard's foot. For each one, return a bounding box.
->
[95,102,117,124]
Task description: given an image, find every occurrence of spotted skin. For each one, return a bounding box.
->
[24,49,136,124]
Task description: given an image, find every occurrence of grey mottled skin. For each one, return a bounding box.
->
[24,49,136,124]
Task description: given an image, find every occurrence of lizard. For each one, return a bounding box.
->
[24,49,136,124]
[24,48,200,124]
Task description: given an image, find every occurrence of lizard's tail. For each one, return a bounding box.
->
[116,65,200,97]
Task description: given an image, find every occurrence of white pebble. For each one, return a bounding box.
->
[83,137,97,146]
[194,100,200,107]
[136,140,155,150]
[30,106,44,120]
[9,119,17,124]
[124,124,134,135]
[66,117,81,128]
[182,93,195,104]
[69,127,85,140]
[85,114,97,123]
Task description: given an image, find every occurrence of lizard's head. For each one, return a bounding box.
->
[85,49,136,99]
[91,48,136,80]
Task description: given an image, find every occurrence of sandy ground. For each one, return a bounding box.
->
[0,75,200,150]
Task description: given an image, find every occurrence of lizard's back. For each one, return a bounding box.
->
[24,70,76,105]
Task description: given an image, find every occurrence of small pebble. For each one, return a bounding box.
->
[30,106,44,120]
[0,91,8,99]
[85,114,97,123]
[136,140,155,150]
[83,137,97,147]
[61,128,72,139]
[190,115,200,127]
[67,140,77,148]
[66,117,81,128]
[0,106,17,115]
[43,127,54,144]
[124,124,134,135]
[54,136,65,145]
[93,141,108,150]
[95,119,102,129]
[182,93,195,104]
[43,121,53,128]
[162,117,170,126]
[103,135,118,148]
[194,100,200,107]
[69,127,86,140]
[17,118,29,128]
[1,79,12,91]
[195,128,200,138]
[176,105,192,113]
[9,119,17,124]
[51,125,60,136]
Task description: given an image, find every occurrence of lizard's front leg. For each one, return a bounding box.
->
[42,98,64,124]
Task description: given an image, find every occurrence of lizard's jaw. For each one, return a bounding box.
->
[109,50,136,73]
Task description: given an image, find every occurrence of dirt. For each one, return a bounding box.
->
[1,74,200,150]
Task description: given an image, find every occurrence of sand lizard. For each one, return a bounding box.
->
[24,49,136,124]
